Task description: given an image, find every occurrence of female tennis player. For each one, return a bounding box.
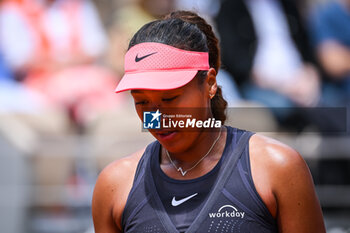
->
[92,11,326,233]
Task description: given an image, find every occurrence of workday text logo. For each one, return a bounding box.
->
[143,110,162,129]
[209,205,245,219]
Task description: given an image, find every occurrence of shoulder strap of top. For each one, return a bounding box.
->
[121,140,159,227]
[131,140,159,189]
[220,130,254,182]
[187,130,254,233]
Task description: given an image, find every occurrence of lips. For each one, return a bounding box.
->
[155,130,177,141]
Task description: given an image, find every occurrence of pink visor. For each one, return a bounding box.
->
[115,42,209,93]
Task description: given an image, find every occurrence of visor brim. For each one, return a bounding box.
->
[115,70,198,93]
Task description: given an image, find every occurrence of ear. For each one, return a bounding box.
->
[206,68,217,99]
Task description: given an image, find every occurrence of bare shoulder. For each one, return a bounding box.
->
[248,133,312,195]
[98,148,146,186]
[92,147,146,232]
[249,133,307,172]
[247,133,306,218]
[94,147,146,197]
[248,134,325,232]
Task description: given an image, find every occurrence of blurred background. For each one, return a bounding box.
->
[0,0,349,232]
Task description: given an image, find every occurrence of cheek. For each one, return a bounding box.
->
[177,90,208,108]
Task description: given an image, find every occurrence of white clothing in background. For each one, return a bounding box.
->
[0,0,107,69]
[245,0,303,85]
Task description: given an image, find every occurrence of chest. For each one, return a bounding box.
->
[122,159,277,233]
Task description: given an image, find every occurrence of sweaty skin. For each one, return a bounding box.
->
[92,69,326,233]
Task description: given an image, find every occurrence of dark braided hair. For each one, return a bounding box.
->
[128,11,227,123]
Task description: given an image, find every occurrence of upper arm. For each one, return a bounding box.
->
[250,135,326,233]
[272,148,325,233]
[92,148,145,233]
[92,165,121,233]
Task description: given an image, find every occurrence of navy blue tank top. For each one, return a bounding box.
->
[151,132,223,232]
[122,126,278,233]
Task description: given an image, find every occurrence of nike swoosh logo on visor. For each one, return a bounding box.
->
[171,193,198,207]
[135,52,158,62]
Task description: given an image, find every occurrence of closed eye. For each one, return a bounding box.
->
[135,100,148,105]
[162,96,178,102]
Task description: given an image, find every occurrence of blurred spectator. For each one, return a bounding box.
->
[1,47,48,113]
[308,0,350,190]
[0,0,124,128]
[0,0,107,77]
[43,65,125,126]
[308,0,350,106]
[106,0,175,77]
[216,0,321,111]
[0,50,13,80]
[91,0,117,29]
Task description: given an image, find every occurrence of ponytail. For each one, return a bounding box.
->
[165,11,227,123]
